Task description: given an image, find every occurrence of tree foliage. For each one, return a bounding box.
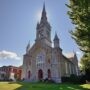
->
[67,0,90,52]
[67,0,90,73]
[80,53,90,70]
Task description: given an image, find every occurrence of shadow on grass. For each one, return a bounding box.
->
[9,82,89,90]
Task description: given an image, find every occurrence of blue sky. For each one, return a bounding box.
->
[0,0,82,67]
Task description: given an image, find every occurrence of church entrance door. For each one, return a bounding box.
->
[28,70,30,79]
[38,69,43,80]
[48,69,51,79]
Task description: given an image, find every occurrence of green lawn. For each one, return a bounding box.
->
[0,82,90,90]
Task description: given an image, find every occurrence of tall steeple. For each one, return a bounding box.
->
[40,2,47,23]
[26,40,30,53]
[54,32,59,41]
[54,32,60,48]
[35,3,51,46]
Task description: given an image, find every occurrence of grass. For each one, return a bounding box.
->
[0,82,90,90]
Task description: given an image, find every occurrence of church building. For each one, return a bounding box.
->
[22,4,78,83]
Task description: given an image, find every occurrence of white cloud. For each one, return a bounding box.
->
[76,51,82,55]
[0,50,21,60]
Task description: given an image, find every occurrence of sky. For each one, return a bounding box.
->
[0,0,83,67]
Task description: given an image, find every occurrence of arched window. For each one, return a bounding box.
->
[29,60,31,65]
[38,69,43,80]
[47,69,51,79]
[36,52,45,66]
[48,59,50,64]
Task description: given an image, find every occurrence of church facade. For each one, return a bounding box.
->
[22,4,78,83]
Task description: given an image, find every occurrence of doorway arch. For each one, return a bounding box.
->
[38,69,43,80]
[28,70,31,79]
[47,69,51,79]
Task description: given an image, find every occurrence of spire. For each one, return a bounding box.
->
[41,2,47,22]
[54,32,59,41]
[54,32,60,48]
[35,2,51,47]
[73,49,77,57]
[43,2,46,14]
[26,40,30,53]
[36,22,40,29]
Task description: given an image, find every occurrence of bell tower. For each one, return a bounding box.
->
[36,3,51,46]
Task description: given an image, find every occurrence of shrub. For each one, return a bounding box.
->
[69,74,79,84]
[61,77,69,82]
[38,78,55,83]
[61,74,86,84]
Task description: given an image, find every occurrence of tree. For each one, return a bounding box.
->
[80,53,90,80]
[66,0,90,53]
[80,53,90,71]
[67,0,90,79]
